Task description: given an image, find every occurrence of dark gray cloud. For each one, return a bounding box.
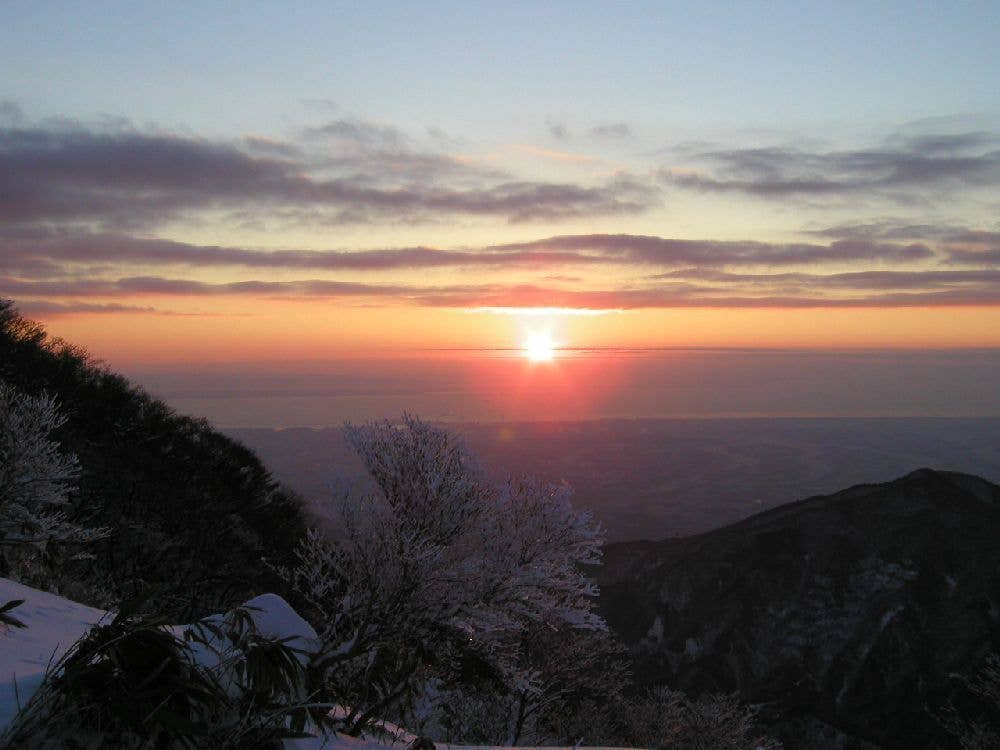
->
[943,230,1000,266]
[806,222,1000,266]
[303,118,406,149]
[548,122,569,140]
[7,267,1000,310]
[0,229,939,277]
[948,248,1000,265]
[0,276,431,298]
[0,120,659,229]
[652,267,1000,290]
[0,230,596,272]
[5,111,997,314]
[319,149,498,182]
[303,118,502,182]
[0,127,290,227]
[12,300,162,315]
[888,131,996,155]
[415,282,1000,309]
[589,123,631,139]
[541,274,584,282]
[493,234,934,265]
[947,230,1000,245]
[806,221,966,242]
[663,132,1000,200]
[242,135,304,158]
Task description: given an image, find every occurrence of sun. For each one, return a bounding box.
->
[523,331,556,361]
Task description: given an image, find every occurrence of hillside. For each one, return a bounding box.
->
[597,469,1000,748]
[0,300,308,618]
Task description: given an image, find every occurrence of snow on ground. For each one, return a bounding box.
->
[0,578,104,730]
[0,581,400,749]
[181,591,321,674]
[0,579,635,750]
[0,578,322,741]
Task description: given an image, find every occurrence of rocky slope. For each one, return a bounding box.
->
[597,469,1000,749]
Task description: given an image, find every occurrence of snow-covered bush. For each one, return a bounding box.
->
[0,381,107,576]
[281,415,607,736]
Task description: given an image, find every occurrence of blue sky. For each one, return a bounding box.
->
[5,1,998,140]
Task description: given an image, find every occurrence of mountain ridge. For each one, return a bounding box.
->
[597,468,1000,748]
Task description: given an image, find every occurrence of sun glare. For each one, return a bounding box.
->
[523,331,556,361]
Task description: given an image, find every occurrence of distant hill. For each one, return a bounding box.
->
[0,300,307,618]
[597,469,1000,748]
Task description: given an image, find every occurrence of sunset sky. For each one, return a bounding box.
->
[3,1,1000,368]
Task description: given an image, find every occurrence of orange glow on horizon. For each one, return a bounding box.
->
[21,300,1000,367]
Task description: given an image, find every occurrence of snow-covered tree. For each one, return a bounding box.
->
[281,414,606,736]
[0,381,107,573]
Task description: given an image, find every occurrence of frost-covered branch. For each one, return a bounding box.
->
[280,414,607,735]
[0,382,109,571]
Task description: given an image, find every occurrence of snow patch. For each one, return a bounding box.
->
[0,578,104,731]
[0,579,321,739]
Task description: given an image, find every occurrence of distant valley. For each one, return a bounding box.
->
[230,417,1000,542]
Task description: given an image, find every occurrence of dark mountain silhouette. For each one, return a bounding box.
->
[597,469,1000,749]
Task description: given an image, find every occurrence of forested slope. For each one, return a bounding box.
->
[0,300,308,618]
